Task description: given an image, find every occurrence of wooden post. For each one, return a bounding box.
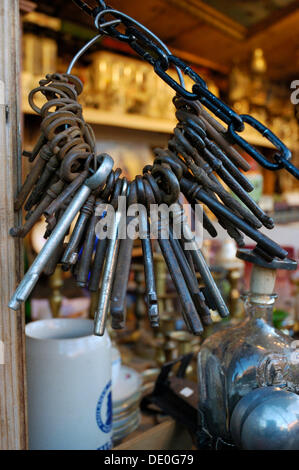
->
[0,0,28,449]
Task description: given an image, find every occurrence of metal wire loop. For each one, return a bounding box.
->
[67,19,121,74]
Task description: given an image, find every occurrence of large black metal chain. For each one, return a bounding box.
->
[72,0,299,180]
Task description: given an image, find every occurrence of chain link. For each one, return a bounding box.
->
[72,0,299,180]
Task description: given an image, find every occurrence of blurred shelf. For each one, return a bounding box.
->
[22,100,280,147]
[22,100,175,134]
[83,108,176,134]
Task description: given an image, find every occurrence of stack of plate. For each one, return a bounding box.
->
[112,365,142,444]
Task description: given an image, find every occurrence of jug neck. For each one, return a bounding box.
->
[243,293,277,326]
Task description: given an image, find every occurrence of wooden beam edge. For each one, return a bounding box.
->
[165,0,247,40]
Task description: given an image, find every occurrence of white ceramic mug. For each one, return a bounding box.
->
[26,318,112,450]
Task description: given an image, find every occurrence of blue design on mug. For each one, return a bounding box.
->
[96,380,112,433]
[97,439,112,450]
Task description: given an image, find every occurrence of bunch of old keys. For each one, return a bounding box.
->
[9,71,289,337]
[9,1,297,336]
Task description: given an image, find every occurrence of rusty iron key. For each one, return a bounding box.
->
[61,194,96,270]
[169,229,212,326]
[157,222,204,335]
[143,176,203,335]
[136,176,159,328]
[110,181,137,329]
[76,209,98,287]
[88,237,108,292]
[181,122,274,229]
[180,176,288,261]
[175,108,253,191]
[94,179,128,336]
[14,142,52,211]
[171,201,230,319]
[9,154,113,311]
[88,169,123,293]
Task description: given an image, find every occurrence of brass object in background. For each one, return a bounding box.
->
[164,340,177,362]
[168,331,192,356]
[155,337,166,367]
[216,239,245,320]
[229,47,299,171]
[159,312,176,337]
[49,265,63,318]
[251,48,267,75]
[167,330,199,380]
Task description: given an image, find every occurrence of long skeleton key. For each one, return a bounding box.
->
[175,108,253,191]
[76,209,97,287]
[171,202,230,319]
[177,234,213,323]
[44,166,89,218]
[143,178,203,335]
[171,129,263,229]
[88,237,108,292]
[25,153,61,211]
[88,171,123,291]
[181,122,274,229]
[94,179,128,336]
[173,97,250,171]
[157,220,204,335]
[9,155,113,310]
[153,149,218,238]
[14,142,52,211]
[110,181,137,329]
[169,229,212,326]
[136,176,159,328]
[10,179,65,238]
[180,177,287,261]
[61,195,95,270]
[61,194,95,271]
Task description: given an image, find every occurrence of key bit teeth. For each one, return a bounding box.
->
[148,303,159,328]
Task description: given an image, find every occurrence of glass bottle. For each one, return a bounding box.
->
[197,283,299,447]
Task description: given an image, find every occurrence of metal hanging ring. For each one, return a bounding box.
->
[67,19,122,74]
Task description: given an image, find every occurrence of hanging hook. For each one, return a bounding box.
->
[67,19,121,74]
[94,8,186,89]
